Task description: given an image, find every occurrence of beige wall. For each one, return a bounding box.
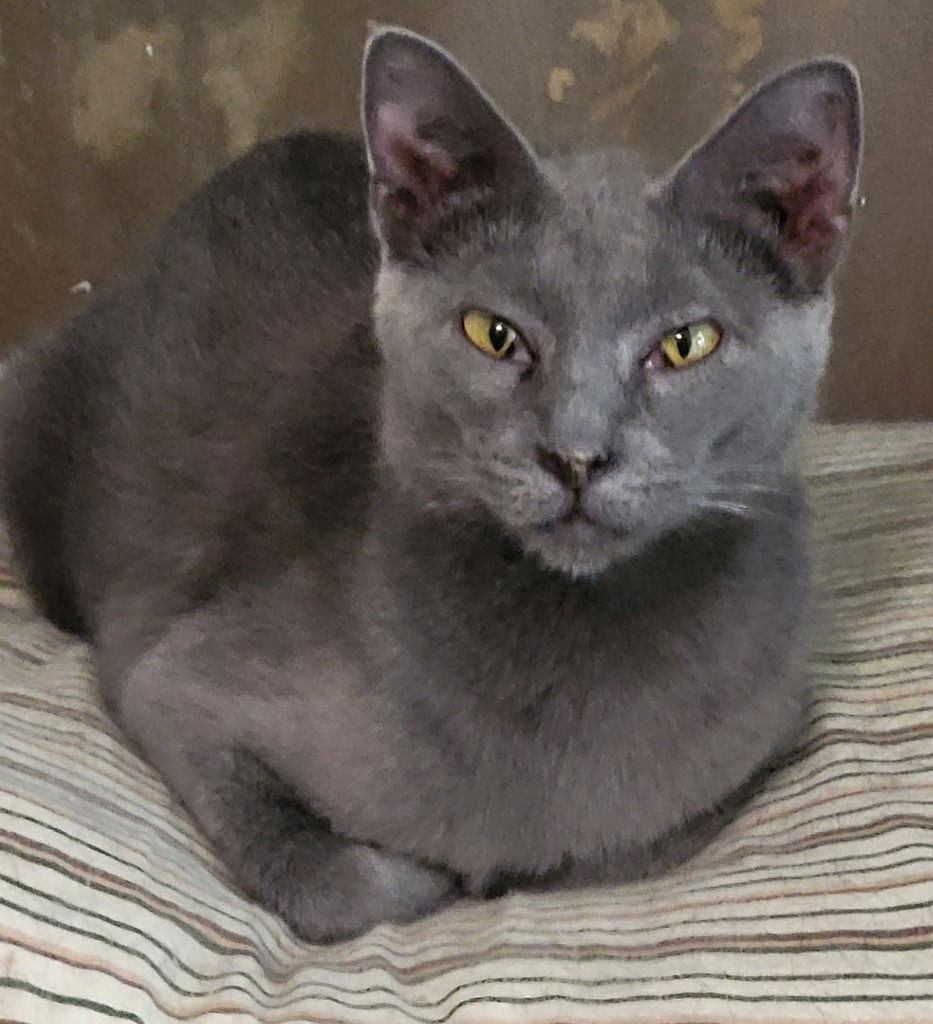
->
[1,1,929,420]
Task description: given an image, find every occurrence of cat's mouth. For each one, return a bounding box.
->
[521,505,633,578]
[538,504,627,540]
[559,507,596,527]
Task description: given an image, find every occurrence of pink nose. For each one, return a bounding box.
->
[536,447,611,490]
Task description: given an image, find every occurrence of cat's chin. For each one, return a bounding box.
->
[519,517,643,579]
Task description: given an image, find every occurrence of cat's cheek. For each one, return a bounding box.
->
[463,360,508,409]
[642,363,748,454]
[456,363,529,410]
[641,368,682,409]
[643,361,718,400]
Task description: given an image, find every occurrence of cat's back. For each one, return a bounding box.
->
[1,131,380,637]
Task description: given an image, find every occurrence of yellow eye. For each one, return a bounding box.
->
[659,321,722,368]
[462,310,519,360]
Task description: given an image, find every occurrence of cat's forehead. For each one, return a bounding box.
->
[544,149,652,220]
[524,151,702,324]
[448,149,745,335]
[543,150,653,245]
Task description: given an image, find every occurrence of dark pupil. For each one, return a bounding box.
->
[674,329,692,359]
[489,320,510,352]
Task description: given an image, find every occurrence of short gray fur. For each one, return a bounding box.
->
[0,29,862,942]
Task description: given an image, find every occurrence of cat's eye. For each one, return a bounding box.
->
[462,310,520,360]
[657,320,722,369]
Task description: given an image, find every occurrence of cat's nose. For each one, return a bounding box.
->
[536,446,612,490]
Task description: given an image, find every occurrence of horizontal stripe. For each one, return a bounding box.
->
[0,980,142,1022]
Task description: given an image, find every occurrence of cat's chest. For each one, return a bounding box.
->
[403,670,754,871]
[302,623,801,887]
[282,527,806,886]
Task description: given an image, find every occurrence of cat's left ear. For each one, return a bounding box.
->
[664,60,862,295]
[362,28,545,261]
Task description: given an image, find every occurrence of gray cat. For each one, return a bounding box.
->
[0,28,862,943]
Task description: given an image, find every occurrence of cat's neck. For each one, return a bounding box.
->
[354,474,762,708]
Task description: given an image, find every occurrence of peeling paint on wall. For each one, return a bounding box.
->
[71,21,183,160]
[547,66,576,102]
[202,0,309,155]
[712,0,766,78]
[570,0,680,66]
[588,61,659,125]
[567,0,679,136]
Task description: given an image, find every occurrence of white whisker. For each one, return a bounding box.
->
[695,498,787,523]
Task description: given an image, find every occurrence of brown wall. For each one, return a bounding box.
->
[1,1,929,420]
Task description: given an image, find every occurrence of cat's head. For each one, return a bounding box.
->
[362,28,862,577]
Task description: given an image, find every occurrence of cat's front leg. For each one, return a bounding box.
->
[104,614,458,943]
[209,748,459,943]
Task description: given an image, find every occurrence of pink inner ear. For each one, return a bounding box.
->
[769,90,857,268]
[761,134,855,282]
[372,102,460,212]
[778,158,850,250]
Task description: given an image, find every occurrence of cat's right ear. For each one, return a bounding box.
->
[362,28,544,262]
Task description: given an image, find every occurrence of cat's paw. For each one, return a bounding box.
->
[282,843,458,944]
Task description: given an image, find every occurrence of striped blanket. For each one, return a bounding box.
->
[2,423,933,1023]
